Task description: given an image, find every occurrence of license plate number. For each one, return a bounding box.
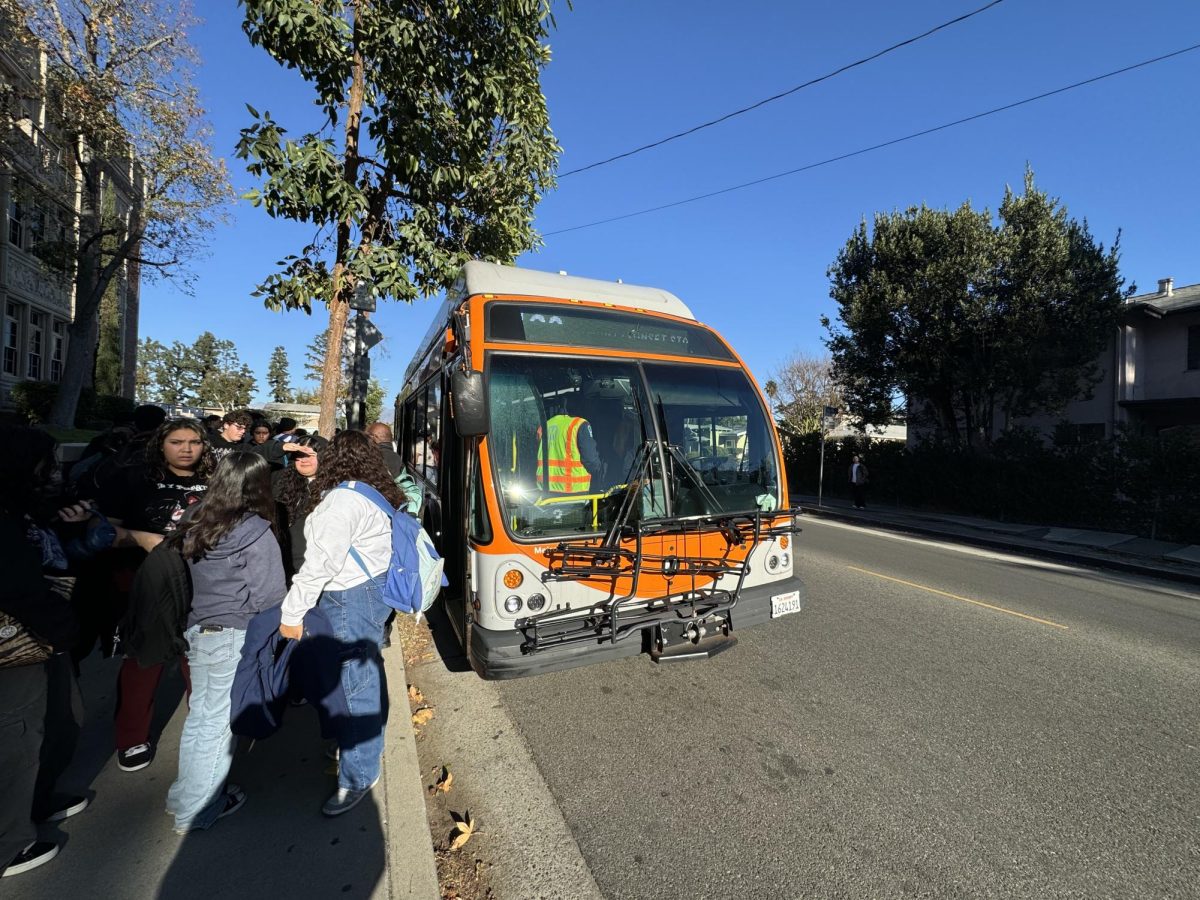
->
[771,590,802,618]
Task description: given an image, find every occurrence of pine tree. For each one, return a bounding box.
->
[267,345,293,403]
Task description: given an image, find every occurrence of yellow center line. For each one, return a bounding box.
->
[845,565,1069,630]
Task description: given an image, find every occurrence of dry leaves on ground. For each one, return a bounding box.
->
[412,706,435,727]
[431,764,454,794]
[448,810,478,851]
[408,684,425,704]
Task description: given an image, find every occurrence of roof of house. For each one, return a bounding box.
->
[1126,281,1200,316]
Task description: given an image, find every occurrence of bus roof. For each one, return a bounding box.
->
[403,261,697,384]
[458,261,695,320]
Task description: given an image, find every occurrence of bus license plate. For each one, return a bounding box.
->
[771,590,802,618]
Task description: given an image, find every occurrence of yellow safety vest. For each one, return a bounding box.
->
[536,415,592,493]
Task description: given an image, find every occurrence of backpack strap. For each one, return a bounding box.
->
[336,482,397,580]
[336,481,397,517]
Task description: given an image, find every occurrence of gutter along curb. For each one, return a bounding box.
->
[799,504,1200,589]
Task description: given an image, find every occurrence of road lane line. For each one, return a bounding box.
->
[846,565,1070,630]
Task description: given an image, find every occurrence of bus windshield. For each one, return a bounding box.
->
[487,355,781,539]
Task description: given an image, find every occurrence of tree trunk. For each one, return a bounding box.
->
[48,155,104,427]
[317,0,365,437]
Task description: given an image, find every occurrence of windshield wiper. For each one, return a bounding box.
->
[664,444,723,515]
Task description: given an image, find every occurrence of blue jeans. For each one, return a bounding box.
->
[166,626,246,831]
[322,576,390,792]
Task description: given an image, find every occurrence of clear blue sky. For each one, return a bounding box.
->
[139,0,1200,405]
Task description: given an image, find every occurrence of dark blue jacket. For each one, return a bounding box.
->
[231,604,349,740]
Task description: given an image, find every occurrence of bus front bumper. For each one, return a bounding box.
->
[466,573,806,680]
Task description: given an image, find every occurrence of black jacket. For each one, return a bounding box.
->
[121,540,192,667]
[0,515,77,651]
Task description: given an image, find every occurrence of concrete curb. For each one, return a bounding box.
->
[375,642,441,900]
[799,504,1200,588]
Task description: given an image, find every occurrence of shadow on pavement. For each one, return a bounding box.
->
[423,603,472,674]
[7,644,388,899]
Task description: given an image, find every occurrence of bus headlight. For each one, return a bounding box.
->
[503,595,523,614]
[526,593,546,612]
[766,554,780,572]
[780,552,790,568]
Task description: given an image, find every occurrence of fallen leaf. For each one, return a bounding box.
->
[407,684,424,704]
[411,706,435,727]
[448,810,477,851]
[434,765,453,794]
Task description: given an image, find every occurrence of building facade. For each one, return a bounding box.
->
[0,24,141,411]
[908,277,1200,445]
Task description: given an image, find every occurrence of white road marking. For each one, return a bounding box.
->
[800,515,1200,601]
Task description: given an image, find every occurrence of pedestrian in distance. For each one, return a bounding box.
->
[849,454,869,510]
[209,410,253,462]
[164,451,286,834]
[366,421,404,479]
[278,430,405,816]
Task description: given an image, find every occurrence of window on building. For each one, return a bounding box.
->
[3,302,20,376]
[8,190,25,248]
[50,320,65,382]
[27,310,44,380]
[1188,326,1200,371]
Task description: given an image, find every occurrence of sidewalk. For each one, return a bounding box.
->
[796,494,1200,587]
[7,641,438,899]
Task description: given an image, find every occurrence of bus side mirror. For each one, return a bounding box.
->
[451,369,489,437]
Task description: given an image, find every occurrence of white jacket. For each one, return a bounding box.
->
[280,487,392,627]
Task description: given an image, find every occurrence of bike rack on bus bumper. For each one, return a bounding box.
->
[514,509,799,655]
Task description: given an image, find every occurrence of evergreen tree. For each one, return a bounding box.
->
[267,345,293,402]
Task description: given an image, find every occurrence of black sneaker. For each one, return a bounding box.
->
[218,785,247,820]
[2,841,59,877]
[40,796,90,823]
[117,743,153,772]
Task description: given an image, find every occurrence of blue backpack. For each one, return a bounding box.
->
[339,481,447,615]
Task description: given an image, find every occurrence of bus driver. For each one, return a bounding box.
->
[536,400,603,494]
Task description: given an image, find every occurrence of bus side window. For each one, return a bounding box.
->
[425,379,442,487]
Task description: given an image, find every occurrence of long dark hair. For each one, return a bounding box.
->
[146,418,214,482]
[308,430,404,513]
[174,451,275,561]
[276,434,327,517]
[1,425,58,517]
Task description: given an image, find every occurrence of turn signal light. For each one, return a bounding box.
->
[780,536,789,550]
[503,569,524,589]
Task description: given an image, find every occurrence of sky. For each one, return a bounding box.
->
[139,0,1200,405]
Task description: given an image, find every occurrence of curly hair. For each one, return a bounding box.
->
[0,425,57,516]
[275,434,326,517]
[172,451,276,561]
[146,418,214,482]
[308,429,404,513]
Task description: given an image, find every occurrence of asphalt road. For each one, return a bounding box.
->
[478,517,1200,899]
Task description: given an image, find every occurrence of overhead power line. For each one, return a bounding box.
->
[544,42,1200,237]
[559,0,1008,178]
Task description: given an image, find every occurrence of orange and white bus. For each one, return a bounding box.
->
[395,261,805,678]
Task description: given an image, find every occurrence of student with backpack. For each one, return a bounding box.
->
[278,430,405,816]
[164,451,286,833]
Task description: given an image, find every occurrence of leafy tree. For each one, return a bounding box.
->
[135,338,164,403]
[135,331,255,408]
[2,0,231,426]
[365,377,386,426]
[766,351,844,435]
[291,387,320,406]
[236,0,560,435]
[823,171,1128,448]
[267,345,293,403]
